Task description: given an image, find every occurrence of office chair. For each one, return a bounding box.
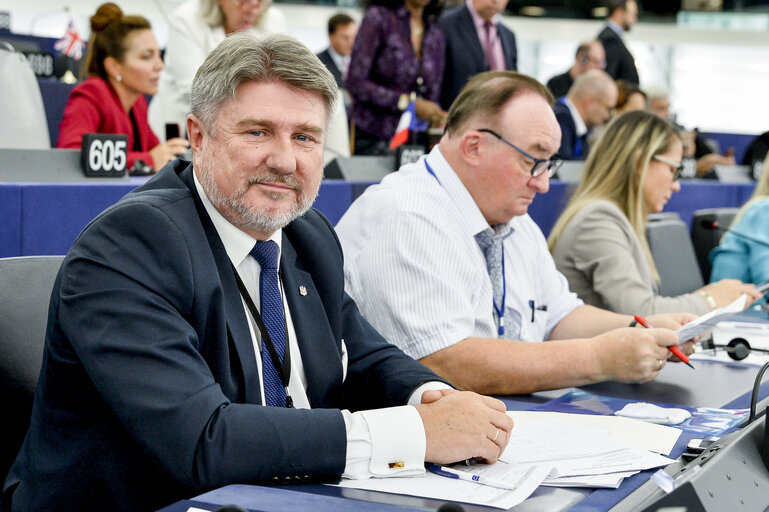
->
[691,207,740,282]
[647,212,681,223]
[0,256,63,483]
[646,218,704,297]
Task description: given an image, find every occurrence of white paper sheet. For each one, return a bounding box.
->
[507,410,681,455]
[677,294,746,342]
[333,462,551,510]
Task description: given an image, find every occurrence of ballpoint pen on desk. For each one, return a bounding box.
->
[426,464,519,491]
[633,314,695,369]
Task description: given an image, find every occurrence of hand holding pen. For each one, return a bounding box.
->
[633,314,695,369]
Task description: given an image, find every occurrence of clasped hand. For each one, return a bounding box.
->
[416,389,513,465]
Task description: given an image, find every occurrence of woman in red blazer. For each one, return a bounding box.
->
[57,3,188,171]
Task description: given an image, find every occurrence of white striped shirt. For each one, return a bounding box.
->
[336,146,583,360]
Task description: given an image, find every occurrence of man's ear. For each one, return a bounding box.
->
[458,130,483,168]
[186,114,205,153]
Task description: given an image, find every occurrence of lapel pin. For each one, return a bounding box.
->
[299,285,308,296]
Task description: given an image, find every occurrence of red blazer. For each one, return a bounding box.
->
[57,77,160,170]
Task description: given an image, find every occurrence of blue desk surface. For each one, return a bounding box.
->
[0,179,756,259]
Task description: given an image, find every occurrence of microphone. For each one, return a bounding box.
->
[437,504,465,512]
[699,219,769,248]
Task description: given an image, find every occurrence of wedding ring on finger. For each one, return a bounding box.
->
[491,428,499,442]
[658,359,665,370]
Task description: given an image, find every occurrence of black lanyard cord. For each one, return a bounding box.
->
[230,264,293,408]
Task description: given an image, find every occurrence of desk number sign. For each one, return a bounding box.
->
[81,134,128,177]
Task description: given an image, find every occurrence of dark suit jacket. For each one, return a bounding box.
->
[317,48,345,89]
[597,25,639,85]
[438,5,517,110]
[4,160,442,511]
[546,71,573,100]
[553,99,586,160]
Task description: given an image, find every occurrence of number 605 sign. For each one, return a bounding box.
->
[81,134,128,177]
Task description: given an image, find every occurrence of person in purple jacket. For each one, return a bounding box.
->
[347,0,447,155]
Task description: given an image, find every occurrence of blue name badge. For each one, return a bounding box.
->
[81,133,128,177]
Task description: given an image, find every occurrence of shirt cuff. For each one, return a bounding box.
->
[407,381,453,406]
[341,406,426,480]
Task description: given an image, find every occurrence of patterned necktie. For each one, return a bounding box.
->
[475,224,514,338]
[483,21,499,71]
[250,240,287,407]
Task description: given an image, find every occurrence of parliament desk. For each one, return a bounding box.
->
[155,357,769,512]
[0,175,757,259]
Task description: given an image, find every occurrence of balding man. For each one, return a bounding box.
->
[553,69,617,160]
[546,40,606,99]
[336,71,695,396]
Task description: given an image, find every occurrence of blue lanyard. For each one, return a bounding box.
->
[425,159,506,336]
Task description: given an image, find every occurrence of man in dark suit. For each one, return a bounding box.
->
[553,69,617,160]
[597,0,639,85]
[3,33,512,512]
[316,13,356,90]
[546,40,606,100]
[438,0,518,111]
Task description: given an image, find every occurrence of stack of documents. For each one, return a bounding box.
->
[333,411,678,509]
[501,413,676,489]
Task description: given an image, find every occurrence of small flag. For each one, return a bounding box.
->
[54,19,85,60]
[389,99,428,150]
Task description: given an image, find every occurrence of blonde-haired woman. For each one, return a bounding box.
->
[148,0,286,138]
[710,151,769,286]
[549,110,760,316]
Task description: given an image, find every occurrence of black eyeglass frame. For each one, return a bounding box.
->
[477,128,563,178]
[652,154,684,181]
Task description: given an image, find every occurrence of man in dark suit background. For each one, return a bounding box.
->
[597,0,639,85]
[546,40,606,100]
[317,13,357,90]
[438,0,518,110]
[317,13,357,119]
[553,69,617,160]
[3,32,512,512]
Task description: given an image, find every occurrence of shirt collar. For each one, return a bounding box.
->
[193,168,283,269]
[425,145,497,238]
[562,96,588,137]
[606,20,625,38]
[327,46,349,67]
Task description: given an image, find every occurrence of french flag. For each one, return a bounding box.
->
[389,99,428,149]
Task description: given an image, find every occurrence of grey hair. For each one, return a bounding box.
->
[189,32,338,135]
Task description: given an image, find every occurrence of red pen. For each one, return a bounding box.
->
[633,314,695,369]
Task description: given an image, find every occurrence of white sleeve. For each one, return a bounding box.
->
[341,381,450,479]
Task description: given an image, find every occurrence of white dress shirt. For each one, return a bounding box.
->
[561,96,588,139]
[193,172,447,479]
[336,146,583,360]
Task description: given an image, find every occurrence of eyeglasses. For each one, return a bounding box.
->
[477,128,563,178]
[653,154,683,181]
[232,0,260,7]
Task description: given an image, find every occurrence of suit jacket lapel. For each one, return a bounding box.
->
[280,232,343,408]
[179,166,263,405]
[458,7,487,72]
[499,28,515,69]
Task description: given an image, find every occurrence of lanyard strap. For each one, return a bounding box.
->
[231,264,294,408]
[493,253,506,336]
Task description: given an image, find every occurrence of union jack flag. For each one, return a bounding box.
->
[54,20,85,60]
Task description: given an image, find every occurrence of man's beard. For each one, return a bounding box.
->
[197,155,319,235]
